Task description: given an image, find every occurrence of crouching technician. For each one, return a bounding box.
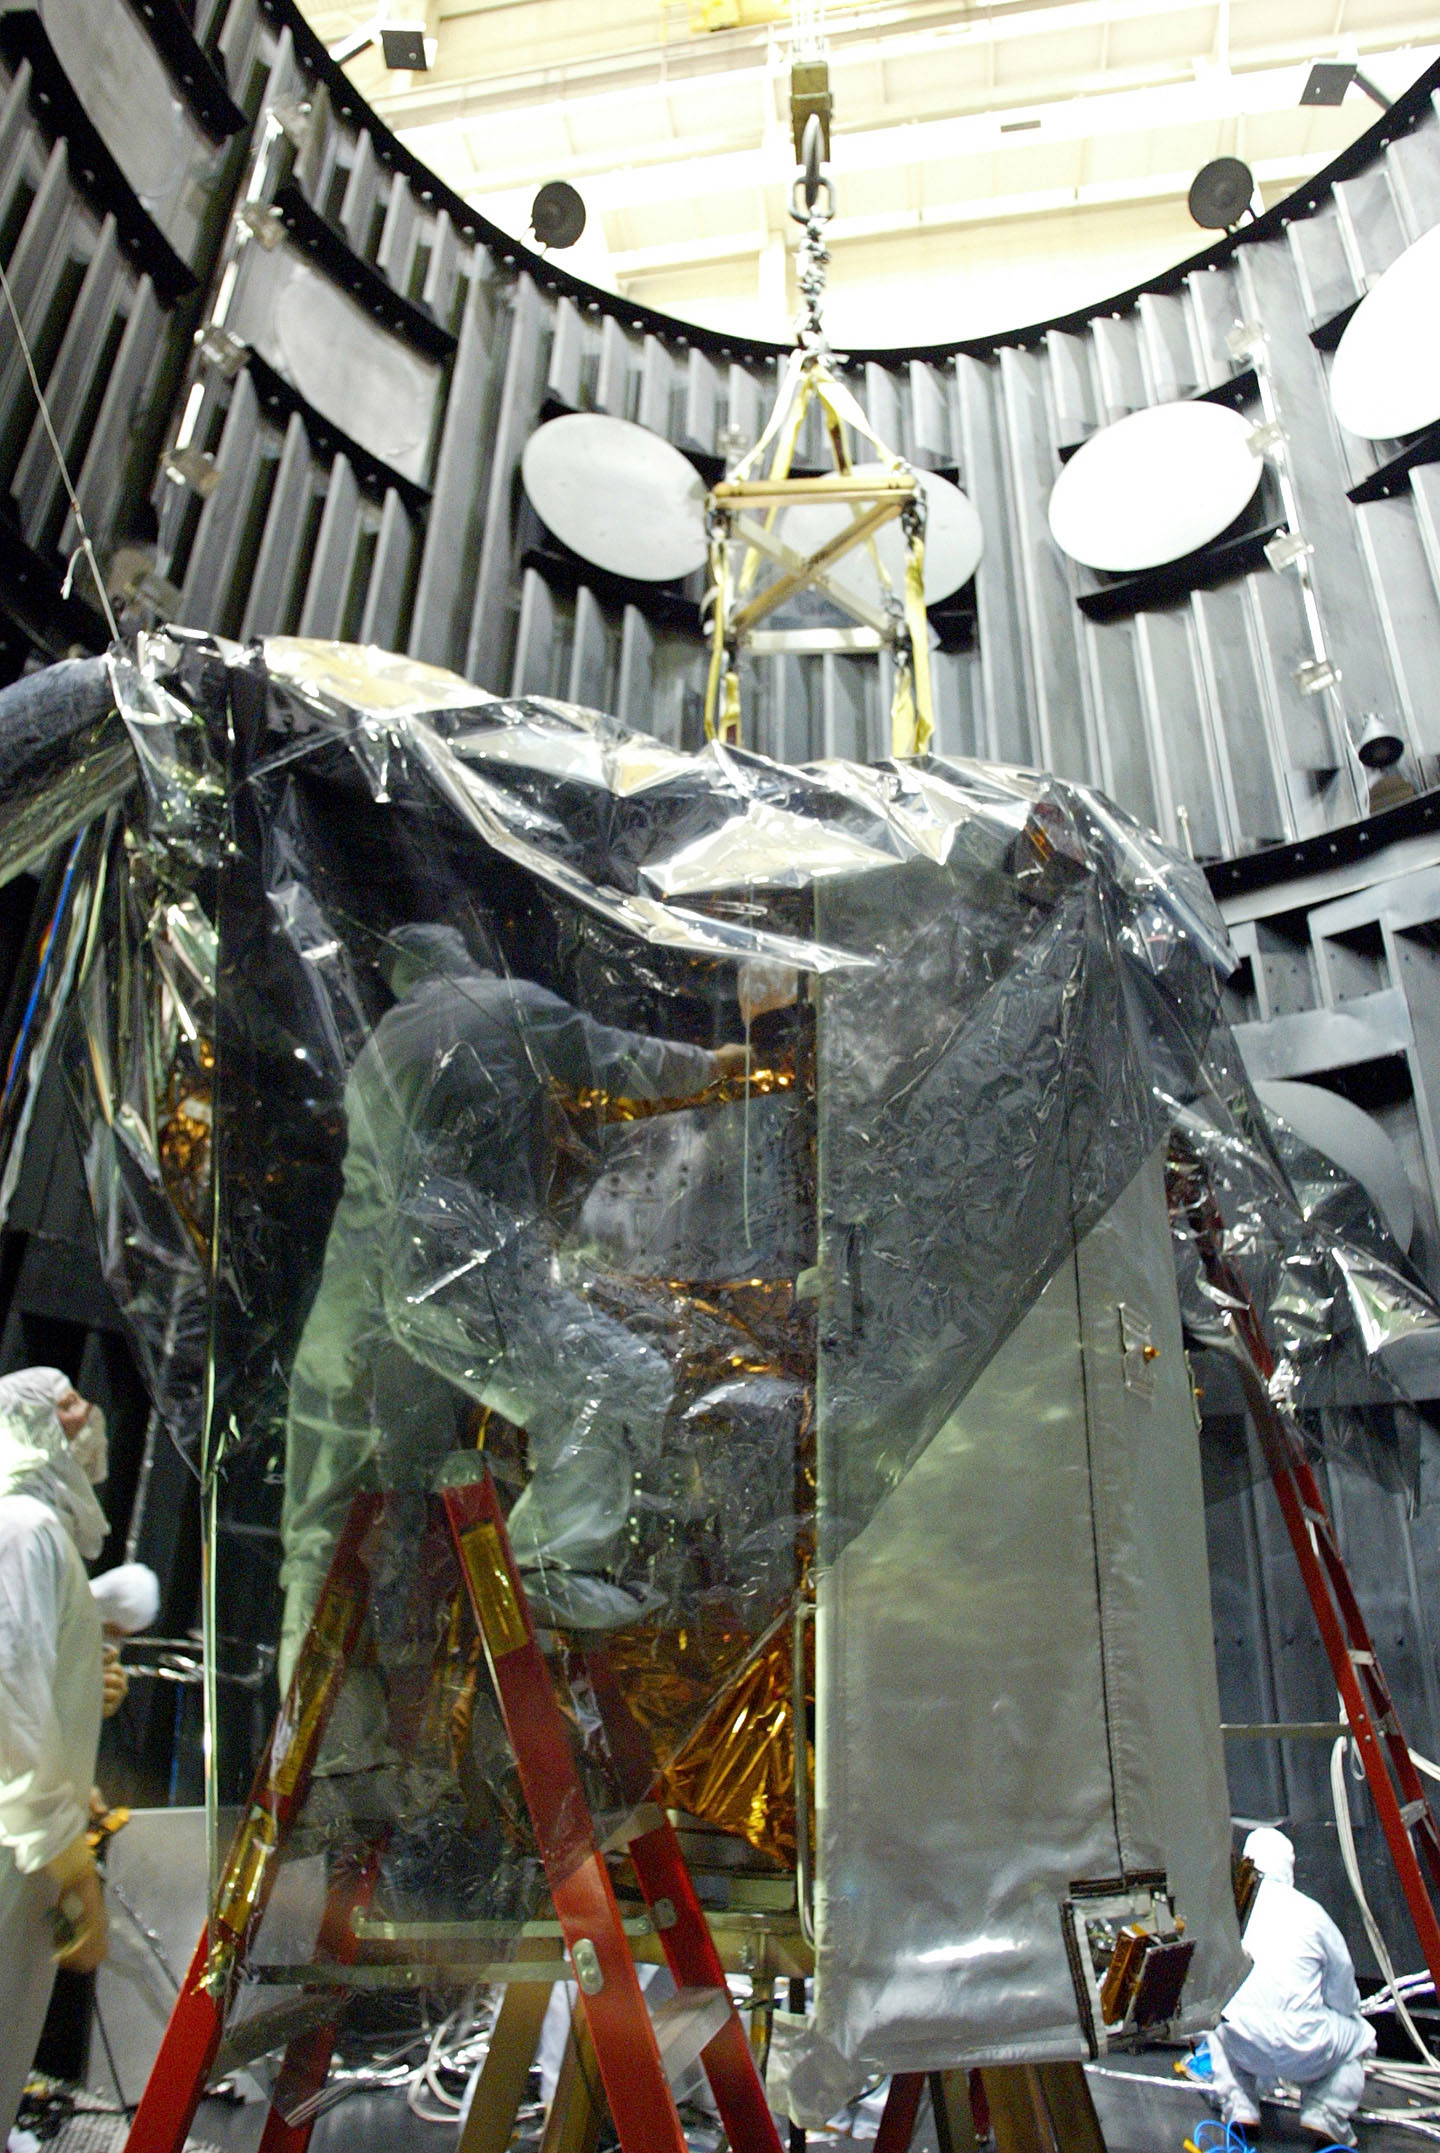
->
[1208,1826,1376,2146]
[0,1370,110,2133]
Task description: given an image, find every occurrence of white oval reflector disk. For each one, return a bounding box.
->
[522,413,709,582]
[1048,401,1262,573]
[1330,223,1440,443]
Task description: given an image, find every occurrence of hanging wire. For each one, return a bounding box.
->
[0,248,121,643]
[92,1996,134,2114]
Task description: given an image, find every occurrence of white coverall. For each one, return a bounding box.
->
[280,926,720,1683]
[1209,1827,1376,2145]
[0,1372,106,2132]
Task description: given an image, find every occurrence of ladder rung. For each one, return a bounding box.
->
[650,1988,734,2088]
[1401,1800,1429,1828]
[1349,1651,1376,1667]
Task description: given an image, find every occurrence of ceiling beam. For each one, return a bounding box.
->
[345,0,1439,130]
[603,151,1330,282]
[401,43,1435,211]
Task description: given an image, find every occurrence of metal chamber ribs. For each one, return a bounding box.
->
[0,0,1438,863]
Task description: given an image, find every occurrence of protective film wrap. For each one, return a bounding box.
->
[1167,1021,1440,1477]
[0,659,135,892]
[71,630,1437,2072]
[41,637,231,1461]
[805,1154,1243,2095]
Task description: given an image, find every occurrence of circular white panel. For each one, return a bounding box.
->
[774,464,983,610]
[522,415,708,583]
[1254,1078,1414,1252]
[1330,224,1440,442]
[1047,401,1262,573]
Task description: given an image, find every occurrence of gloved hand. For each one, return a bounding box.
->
[737,959,798,1027]
[101,1642,128,1718]
[44,1834,107,1971]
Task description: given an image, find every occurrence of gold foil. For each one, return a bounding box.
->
[157,1036,213,1256]
[657,1626,809,1867]
[269,1585,357,1797]
[554,1055,795,1127]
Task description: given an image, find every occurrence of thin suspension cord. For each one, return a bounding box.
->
[0,247,121,642]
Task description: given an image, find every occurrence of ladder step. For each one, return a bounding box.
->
[1349,1651,1377,1667]
[650,1988,735,2089]
[1402,1800,1430,1829]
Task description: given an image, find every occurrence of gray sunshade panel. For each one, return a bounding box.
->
[43,0,220,267]
[809,1149,1243,2079]
[226,242,443,486]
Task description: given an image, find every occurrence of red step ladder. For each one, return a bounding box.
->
[124,1461,784,2153]
[1171,1141,1440,1993]
[124,1493,383,2153]
[437,1455,783,2153]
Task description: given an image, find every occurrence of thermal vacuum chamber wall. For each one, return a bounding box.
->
[2,0,1440,2035]
[7,0,1440,860]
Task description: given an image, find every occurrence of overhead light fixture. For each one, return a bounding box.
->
[328,15,436,69]
[1300,60,1391,110]
[379,22,432,69]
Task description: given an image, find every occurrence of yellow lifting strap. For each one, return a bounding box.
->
[892,530,934,758]
[719,668,742,745]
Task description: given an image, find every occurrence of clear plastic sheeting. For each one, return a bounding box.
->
[54,636,230,1464]
[0,659,135,893]
[20,626,1423,2078]
[64,826,214,1466]
[1167,1022,1440,1496]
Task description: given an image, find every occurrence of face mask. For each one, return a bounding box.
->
[70,1405,108,1485]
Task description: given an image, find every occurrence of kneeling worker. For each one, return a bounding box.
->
[1207,1826,1375,2147]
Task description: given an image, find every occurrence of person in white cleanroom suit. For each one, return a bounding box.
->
[281,924,754,1680]
[1207,1826,1377,2146]
[0,1369,111,2134]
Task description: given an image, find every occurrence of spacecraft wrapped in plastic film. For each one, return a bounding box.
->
[5,627,1438,2087]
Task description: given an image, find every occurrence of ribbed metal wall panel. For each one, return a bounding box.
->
[37,0,1418,869]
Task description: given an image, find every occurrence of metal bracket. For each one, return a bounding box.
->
[162,446,223,497]
[237,201,285,251]
[1295,655,1341,696]
[1117,1303,1159,1400]
[1246,418,1288,459]
[1264,529,1313,572]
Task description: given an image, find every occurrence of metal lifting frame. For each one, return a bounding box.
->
[1170,1141,1440,1994]
[123,1462,784,2153]
[702,348,934,757]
